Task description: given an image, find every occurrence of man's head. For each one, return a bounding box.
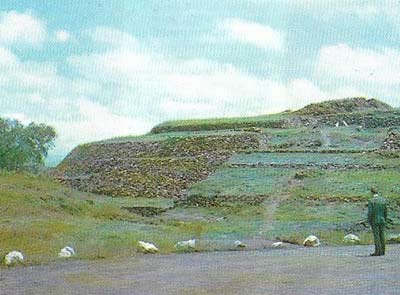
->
[371,187,379,195]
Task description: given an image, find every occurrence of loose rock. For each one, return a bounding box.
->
[138,241,159,253]
[303,235,320,247]
[234,240,246,248]
[58,246,76,258]
[343,234,360,244]
[271,242,284,248]
[175,239,196,250]
[4,251,24,266]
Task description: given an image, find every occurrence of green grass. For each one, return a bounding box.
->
[259,126,387,151]
[153,113,288,128]
[2,170,400,267]
[189,151,400,202]
[0,173,286,266]
[229,151,400,167]
[188,167,292,198]
[151,113,290,133]
[183,148,400,246]
[0,173,224,265]
[291,169,400,202]
[275,200,365,223]
[326,127,387,150]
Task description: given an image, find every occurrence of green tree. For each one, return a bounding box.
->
[0,118,56,172]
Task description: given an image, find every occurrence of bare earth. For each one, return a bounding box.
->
[1,245,400,295]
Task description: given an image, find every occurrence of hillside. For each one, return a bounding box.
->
[54,97,400,201]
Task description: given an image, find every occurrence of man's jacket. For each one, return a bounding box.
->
[368,195,388,226]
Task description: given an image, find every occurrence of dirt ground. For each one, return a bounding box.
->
[1,244,400,295]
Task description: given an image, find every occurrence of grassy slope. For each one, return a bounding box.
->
[186,150,400,245]
[0,173,274,266]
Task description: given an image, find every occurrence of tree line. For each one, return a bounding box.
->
[0,117,56,172]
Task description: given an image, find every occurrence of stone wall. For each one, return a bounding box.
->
[54,133,260,199]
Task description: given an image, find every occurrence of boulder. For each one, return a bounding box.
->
[303,235,320,247]
[343,234,360,244]
[138,241,159,253]
[175,239,196,250]
[58,246,76,258]
[234,240,246,248]
[4,251,24,266]
[272,242,284,248]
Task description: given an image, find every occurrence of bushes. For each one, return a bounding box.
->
[0,117,56,172]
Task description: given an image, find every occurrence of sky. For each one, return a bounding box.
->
[0,0,400,165]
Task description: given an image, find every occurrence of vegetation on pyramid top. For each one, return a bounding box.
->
[150,97,394,134]
[295,97,393,116]
[150,113,289,134]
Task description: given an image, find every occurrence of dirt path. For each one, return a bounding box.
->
[2,245,400,295]
[261,194,287,234]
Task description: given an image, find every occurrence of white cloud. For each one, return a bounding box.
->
[3,112,31,125]
[218,18,285,51]
[26,93,46,103]
[0,46,17,66]
[287,0,400,25]
[316,43,400,85]
[76,99,151,138]
[88,26,140,48]
[0,11,46,45]
[55,30,71,42]
[161,100,218,118]
[69,29,343,120]
[285,79,329,105]
[50,99,152,154]
[351,4,380,19]
[74,28,394,122]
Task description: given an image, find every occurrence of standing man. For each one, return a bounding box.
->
[368,187,388,256]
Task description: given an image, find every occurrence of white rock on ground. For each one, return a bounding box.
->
[138,241,159,253]
[343,234,360,244]
[272,242,284,248]
[234,240,246,248]
[4,251,24,266]
[58,246,76,258]
[303,235,320,247]
[175,239,196,250]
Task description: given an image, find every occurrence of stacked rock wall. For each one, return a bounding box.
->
[315,111,400,128]
[382,129,400,150]
[54,134,260,199]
